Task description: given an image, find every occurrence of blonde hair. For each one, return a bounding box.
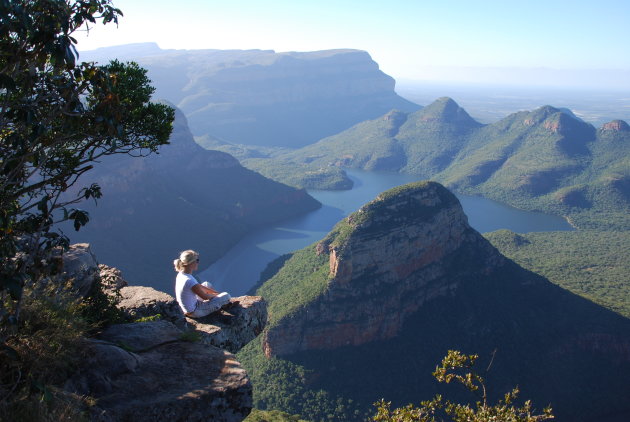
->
[173,249,199,272]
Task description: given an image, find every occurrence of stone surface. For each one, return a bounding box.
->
[99,264,128,293]
[99,320,184,352]
[601,119,630,132]
[67,322,251,422]
[117,285,184,324]
[58,243,100,298]
[186,296,267,354]
[56,249,267,421]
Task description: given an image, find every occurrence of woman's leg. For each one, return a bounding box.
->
[190,292,232,318]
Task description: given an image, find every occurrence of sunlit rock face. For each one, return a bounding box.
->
[81,44,420,147]
[263,181,507,357]
[601,119,630,132]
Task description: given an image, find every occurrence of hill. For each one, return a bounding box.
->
[80,43,420,148]
[276,98,630,229]
[67,108,320,292]
[238,181,630,422]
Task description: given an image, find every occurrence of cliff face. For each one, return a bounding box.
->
[81,45,421,147]
[263,182,506,357]
[68,108,320,291]
[60,245,267,422]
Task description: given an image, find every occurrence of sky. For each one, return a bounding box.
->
[74,0,630,88]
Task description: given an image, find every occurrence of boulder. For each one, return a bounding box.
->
[185,296,267,353]
[117,285,185,325]
[58,243,100,298]
[99,264,128,293]
[67,321,251,422]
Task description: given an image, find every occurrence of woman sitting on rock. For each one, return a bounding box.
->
[174,249,231,318]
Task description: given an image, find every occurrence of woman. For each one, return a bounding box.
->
[174,250,231,318]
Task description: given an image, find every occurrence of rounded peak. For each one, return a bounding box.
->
[600,120,630,132]
[417,97,480,126]
[372,180,457,205]
[319,180,469,257]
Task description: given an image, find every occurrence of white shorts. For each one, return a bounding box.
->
[189,282,231,318]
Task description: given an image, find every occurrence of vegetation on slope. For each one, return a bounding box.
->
[195,135,353,190]
[485,229,630,318]
[257,99,629,230]
[255,244,330,329]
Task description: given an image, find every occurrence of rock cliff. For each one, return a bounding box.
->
[262,181,505,357]
[60,244,266,421]
[80,44,420,147]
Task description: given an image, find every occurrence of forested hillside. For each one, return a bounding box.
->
[268,98,629,229]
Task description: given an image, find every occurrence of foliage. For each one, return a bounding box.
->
[133,314,163,323]
[242,158,352,190]
[194,134,353,190]
[255,244,330,328]
[372,350,554,422]
[0,1,173,418]
[0,266,126,420]
[245,408,310,422]
[238,340,363,422]
[0,294,91,421]
[0,0,174,323]
[485,229,630,318]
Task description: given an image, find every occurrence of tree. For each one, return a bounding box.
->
[0,1,174,326]
[372,350,554,422]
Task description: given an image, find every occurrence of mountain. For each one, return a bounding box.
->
[282,97,481,176]
[80,43,420,147]
[67,108,320,292]
[277,98,629,229]
[239,181,630,422]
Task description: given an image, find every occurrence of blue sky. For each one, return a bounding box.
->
[75,0,630,87]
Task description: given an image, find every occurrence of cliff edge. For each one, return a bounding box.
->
[60,244,266,421]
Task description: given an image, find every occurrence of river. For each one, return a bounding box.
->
[199,169,573,295]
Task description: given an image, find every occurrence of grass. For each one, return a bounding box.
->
[0,275,126,421]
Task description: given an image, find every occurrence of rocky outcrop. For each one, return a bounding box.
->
[601,119,630,132]
[67,322,252,422]
[58,245,266,421]
[56,243,100,298]
[186,296,267,354]
[117,285,185,324]
[263,181,506,357]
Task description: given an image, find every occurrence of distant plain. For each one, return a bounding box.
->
[397,81,630,127]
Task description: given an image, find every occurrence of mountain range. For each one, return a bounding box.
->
[239,181,630,422]
[273,97,629,229]
[80,43,420,148]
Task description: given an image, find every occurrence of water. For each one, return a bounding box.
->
[199,170,573,295]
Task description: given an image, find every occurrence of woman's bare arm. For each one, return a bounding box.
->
[191,283,217,300]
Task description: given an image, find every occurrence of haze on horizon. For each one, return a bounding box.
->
[75,0,630,90]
